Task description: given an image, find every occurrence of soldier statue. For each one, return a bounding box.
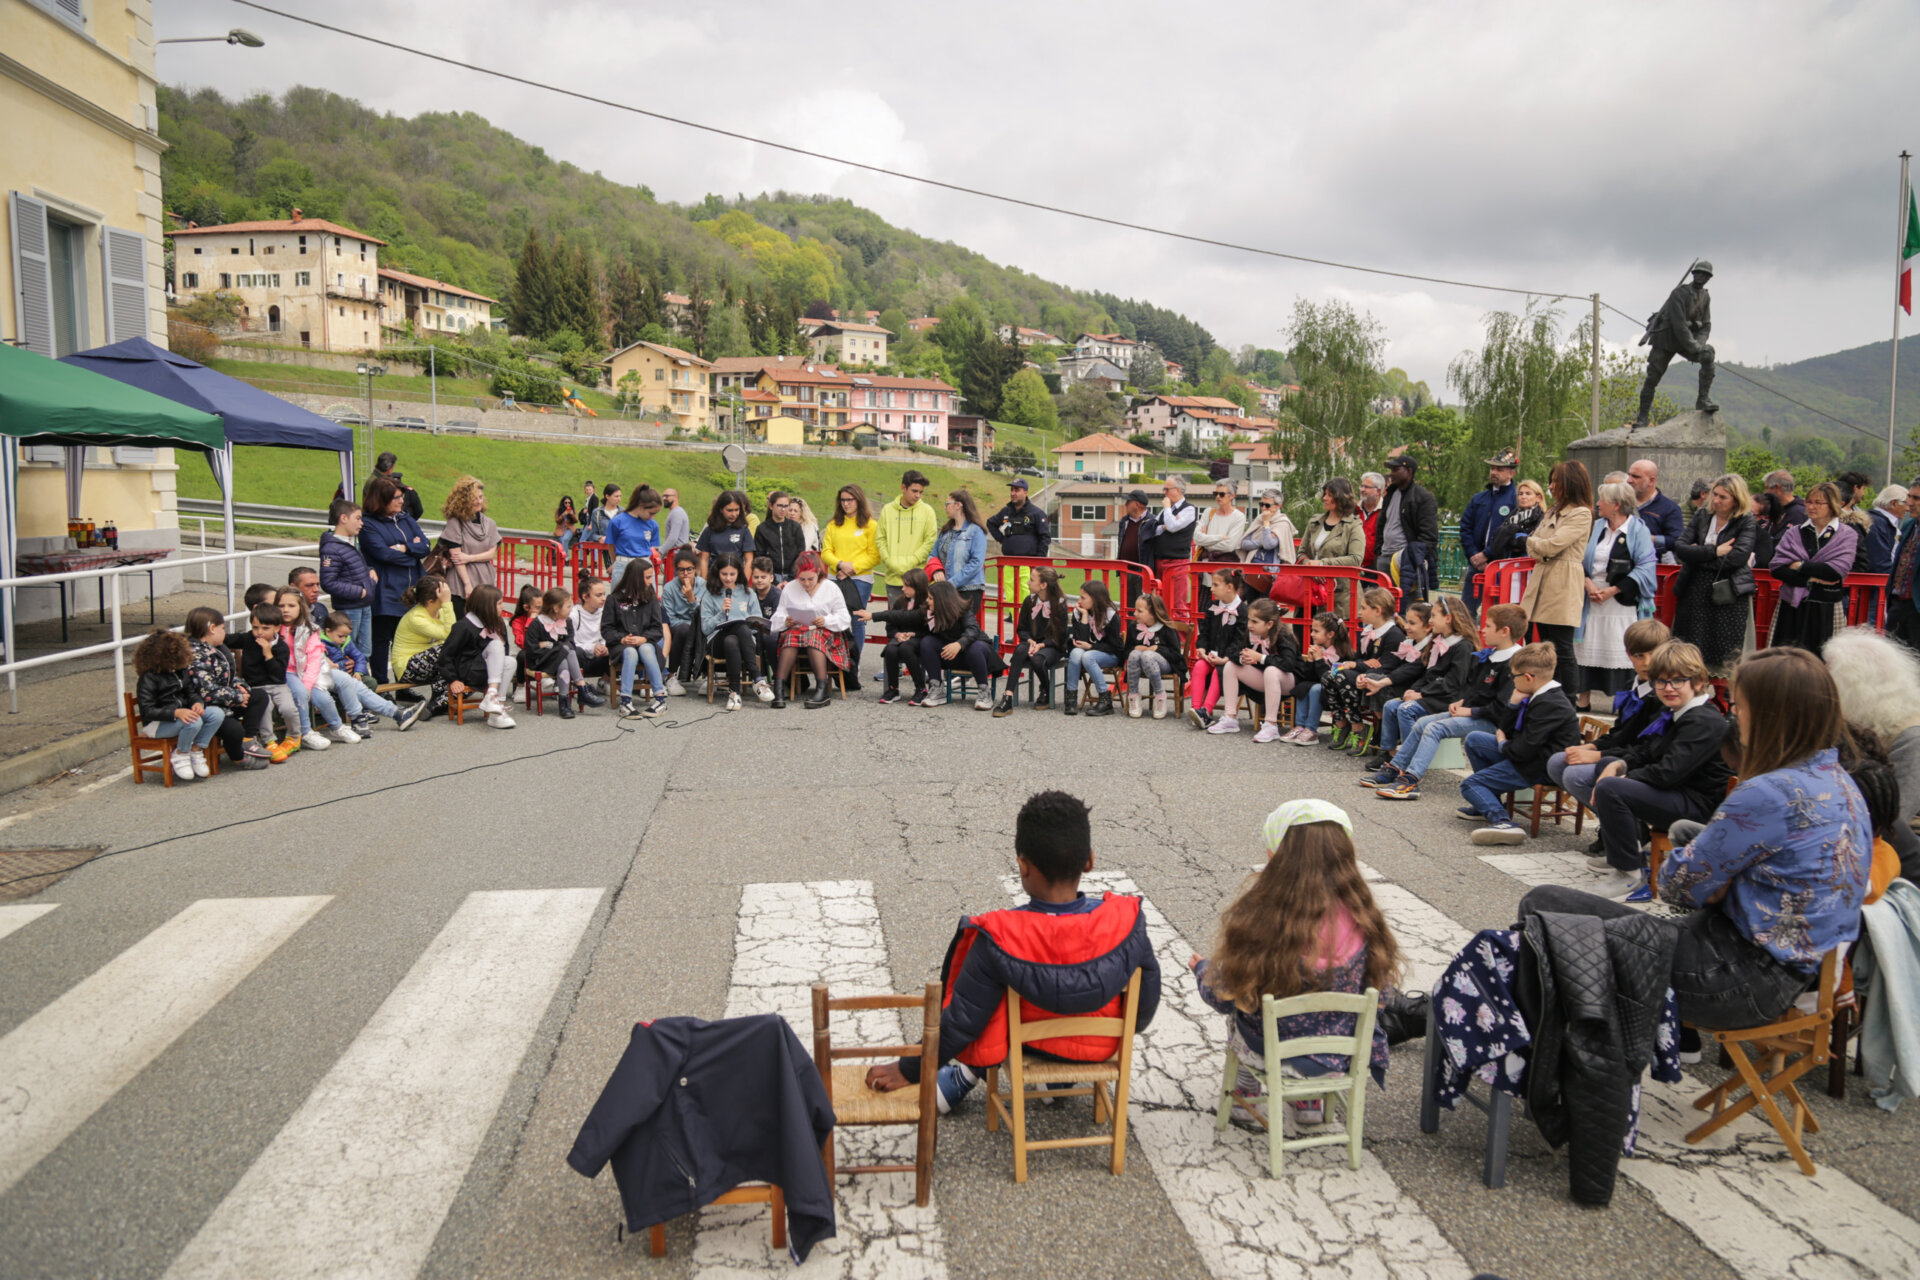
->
[1634,260,1717,428]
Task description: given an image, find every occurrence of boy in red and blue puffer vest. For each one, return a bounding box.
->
[864,790,1162,1112]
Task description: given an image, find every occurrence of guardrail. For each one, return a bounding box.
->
[2,543,315,715]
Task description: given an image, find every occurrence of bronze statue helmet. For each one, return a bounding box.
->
[1691,260,1714,278]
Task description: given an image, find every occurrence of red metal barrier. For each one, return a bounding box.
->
[571,539,613,592]
[1478,558,1534,611]
[987,556,1159,654]
[1845,572,1891,631]
[1175,563,1398,652]
[498,536,568,604]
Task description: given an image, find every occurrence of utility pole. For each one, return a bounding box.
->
[1590,293,1602,437]
[429,345,438,431]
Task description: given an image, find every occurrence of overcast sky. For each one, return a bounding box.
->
[158,1,1920,389]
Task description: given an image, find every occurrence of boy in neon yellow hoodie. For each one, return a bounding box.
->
[876,470,938,608]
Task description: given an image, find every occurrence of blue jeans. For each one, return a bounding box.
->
[338,606,372,658]
[1390,713,1474,780]
[1066,647,1121,694]
[151,705,225,750]
[329,670,399,721]
[616,641,666,699]
[1379,697,1427,752]
[1460,730,1532,825]
[288,679,345,733]
[1292,682,1325,729]
[842,577,872,676]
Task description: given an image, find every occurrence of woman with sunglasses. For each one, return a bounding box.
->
[1193,483,1247,562]
[1240,490,1299,565]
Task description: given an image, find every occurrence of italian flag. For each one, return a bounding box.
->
[1906,187,1920,315]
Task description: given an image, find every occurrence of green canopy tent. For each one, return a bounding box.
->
[0,342,225,708]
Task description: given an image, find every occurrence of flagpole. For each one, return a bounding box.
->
[1891,150,1911,483]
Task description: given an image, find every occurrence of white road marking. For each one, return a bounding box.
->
[1383,866,1920,1279]
[695,881,948,1279]
[163,888,602,1280]
[76,766,133,794]
[0,896,329,1197]
[1007,872,1471,1280]
[0,902,57,943]
[0,810,46,833]
[1477,850,1684,917]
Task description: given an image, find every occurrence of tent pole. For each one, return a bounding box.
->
[221,442,237,615]
[3,436,18,714]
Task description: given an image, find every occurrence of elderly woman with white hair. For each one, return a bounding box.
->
[1573,480,1657,708]
[1824,625,1920,879]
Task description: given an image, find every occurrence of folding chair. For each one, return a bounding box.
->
[810,981,940,1207]
[1686,949,1841,1176]
[1215,987,1379,1177]
[985,968,1142,1182]
[123,694,220,787]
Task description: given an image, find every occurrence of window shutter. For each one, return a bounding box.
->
[9,192,55,356]
[100,226,149,343]
[54,0,84,21]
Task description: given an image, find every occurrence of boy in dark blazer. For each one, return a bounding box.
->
[1461,642,1581,845]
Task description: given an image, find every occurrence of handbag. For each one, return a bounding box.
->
[1710,577,1738,607]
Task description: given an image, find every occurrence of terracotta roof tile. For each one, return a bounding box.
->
[167,217,386,246]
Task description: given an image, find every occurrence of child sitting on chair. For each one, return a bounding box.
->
[1191,800,1399,1126]
[864,790,1162,1113]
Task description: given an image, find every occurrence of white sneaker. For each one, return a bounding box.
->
[726,691,742,711]
[486,709,517,729]
[1595,869,1642,901]
[754,679,775,703]
[666,676,686,697]
[1207,716,1241,734]
[190,751,211,779]
[301,730,332,751]
[974,693,994,711]
[1253,722,1283,743]
[923,687,948,706]
[1129,679,1147,718]
[171,750,196,781]
[1152,693,1168,719]
[324,723,361,744]
[477,690,505,715]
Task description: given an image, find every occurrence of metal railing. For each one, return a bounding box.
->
[2,542,315,714]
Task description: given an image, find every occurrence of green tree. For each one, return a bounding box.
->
[1447,302,1590,501]
[990,443,1036,470]
[505,229,558,338]
[1728,445,1781,494]
[1000,368,1059,432]
[1272,298,1387,526]
[962,335,1023,418]
[1390,405,1471,506]
[1128,346,1166,392]
[1060,381,1122,437]
[1586,347,1678,429]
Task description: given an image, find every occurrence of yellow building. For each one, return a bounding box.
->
[807,320,891,366]
[3,0,186,610]
[603,339,715,432]
[168,212,384,351]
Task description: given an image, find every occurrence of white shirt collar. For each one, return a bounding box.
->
[1671,690,1713,721]
[1531,680,1561,697]
[1491,644,1521,661]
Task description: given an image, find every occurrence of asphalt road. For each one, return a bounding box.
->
[1,687,1917,1280]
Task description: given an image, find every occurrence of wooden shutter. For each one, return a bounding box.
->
[100,225,148,343]
[9,192,55,357]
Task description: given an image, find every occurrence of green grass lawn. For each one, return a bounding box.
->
[204,358,622,412]
[177,430,1020,534]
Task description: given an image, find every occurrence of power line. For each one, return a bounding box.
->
[223,0,1882,443]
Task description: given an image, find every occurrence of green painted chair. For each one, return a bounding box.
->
[1213,988,1379,1176]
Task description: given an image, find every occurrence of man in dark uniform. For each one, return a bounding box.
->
[987,478,1051,558]
[1634,261,1717,428]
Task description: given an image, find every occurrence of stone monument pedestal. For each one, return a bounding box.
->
[1566,410,1726,493]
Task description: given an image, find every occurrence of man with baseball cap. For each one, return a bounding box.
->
[1375,455,1439,601]
[987,477,1050,558]
[1459,448,1518,611]
[1116,490,1155,571]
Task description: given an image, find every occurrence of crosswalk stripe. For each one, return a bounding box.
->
[0,903,57,944]
[0,896,330,1198]
[1004,872,1473,1280]
[163,888,602,1280]
[695,881,949,1278]
[1381,865,1920,1279]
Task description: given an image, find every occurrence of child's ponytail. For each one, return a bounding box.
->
[405,574,447,610]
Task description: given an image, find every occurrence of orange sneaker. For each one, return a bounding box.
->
[268,737,299,763]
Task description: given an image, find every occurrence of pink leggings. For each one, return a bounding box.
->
[1188,660,1222,712]
[1221,661,1294,723]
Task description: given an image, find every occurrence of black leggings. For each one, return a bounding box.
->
[710,622,757,692]
[371,613,402,682]
[882,637,927,693]
[213,709,249,762]
[1533,622,1579,692]
[1007,643,1060,693]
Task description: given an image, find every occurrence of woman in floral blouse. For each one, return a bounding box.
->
[1516,646,1871,1030]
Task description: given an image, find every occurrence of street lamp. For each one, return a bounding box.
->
[356,363,386,481]
[158,28,265,45]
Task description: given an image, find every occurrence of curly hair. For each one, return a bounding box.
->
[132,628,192,675]
[442,475,485,521]
[1824,627,1920,741]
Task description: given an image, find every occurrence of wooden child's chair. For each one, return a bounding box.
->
[1215,988,1380,1177]
[810,982,940,1207]
[123,694,219,786]
[1687,949,1842,1176]
[985,968,1143,1182]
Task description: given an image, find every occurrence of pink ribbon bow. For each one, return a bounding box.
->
[1208,597,1242,620]
[1032,599,1051,620]
[1394,639,1422,662]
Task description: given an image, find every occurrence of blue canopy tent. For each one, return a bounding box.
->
[61,337,355,610]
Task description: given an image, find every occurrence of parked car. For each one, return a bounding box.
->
[1016,467,1044,478]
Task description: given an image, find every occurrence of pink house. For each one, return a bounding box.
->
[847,373,960,447]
